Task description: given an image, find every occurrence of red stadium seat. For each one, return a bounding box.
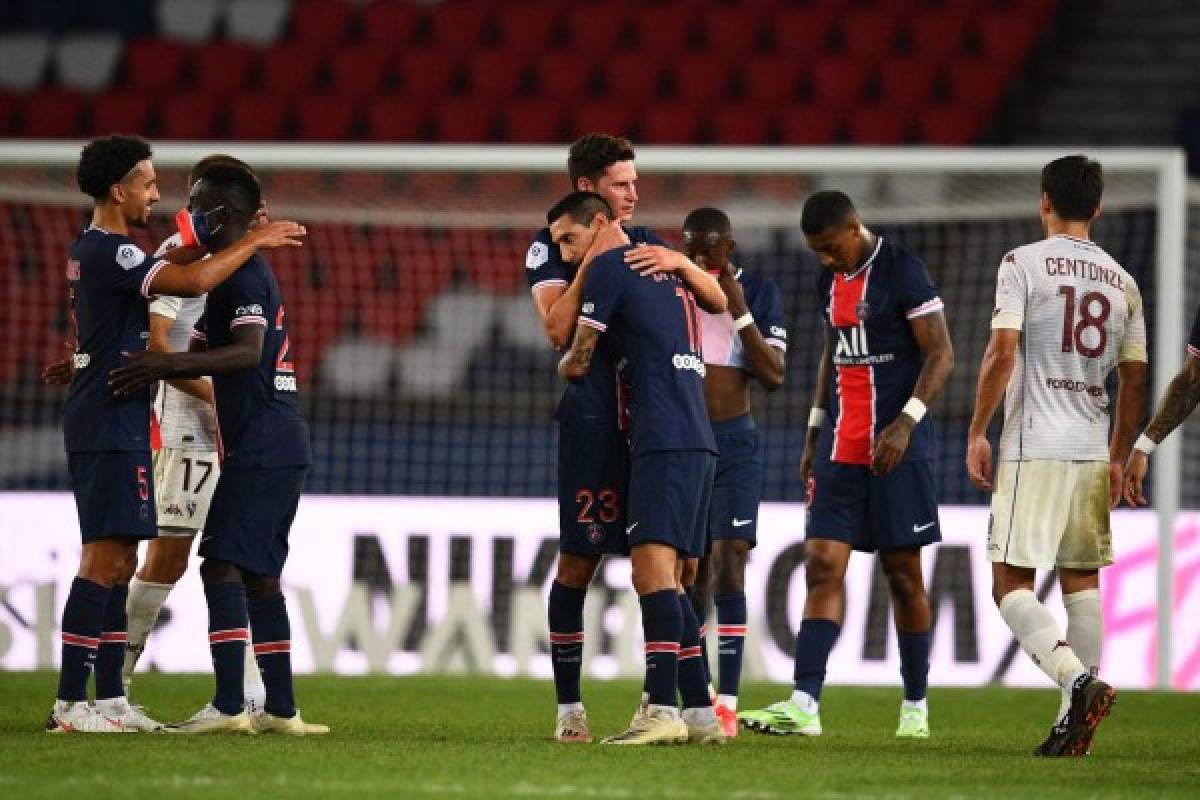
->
[366,97,430,141]
[638,100,701,145]
[566,101,638,140]
[878,56,940,114]
[976,10,1039,70]
[192,42,258,94]
[841,10,902,61]
[295,93,359,141]
[288,0,356,51]
[0,93,15,135]
[770,5,835,55]
[398,48,462,100]
[330,47,395,99]
[87,92,152,138]
[532,50,595,101]
[601,51,667,105]
[669,52,736,103]
[847,103,909,145]
[499,98,564,143]
[360,0,423,48]
[122,37,188,93]
[699,4,763,56]
[812,56,873,114]
[738,53,806,106]
[159,91,221,139]
[259,42,322,95]
[916,105,984,145]
[566,6,629,55]
[909,10,969,62]
[463,49,530,100]
[495,1,561,56]
[946,58,1008,116]
[20,90,85,138]
[708,102,772,145]
[428,1,493,55]
[776,104,840,145]
[433,97,497,143]
[226,92,289,140]
[631,4,694,53]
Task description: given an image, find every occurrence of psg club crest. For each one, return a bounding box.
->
[855,300,871,321]
[586,523,605,544]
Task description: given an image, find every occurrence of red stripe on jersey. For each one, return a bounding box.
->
[830,269,874,465]
[149,410,162,452]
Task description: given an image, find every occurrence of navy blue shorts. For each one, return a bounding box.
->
[806,459,941,553]
[708,414,764,548]
[557,418,630,557]
[68,450,157,544]
[627,450,715,557]
[199,463,306,577]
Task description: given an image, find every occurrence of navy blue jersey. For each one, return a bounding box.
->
[63,228,167,453]
[526,224,665,425]
[815,237,943,465]
[699,267,788,367]
[579,245,717,458]
[193,254,310,468]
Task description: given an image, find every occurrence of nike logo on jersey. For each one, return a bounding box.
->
[626,522,639,534]
[732,518,753,527]
[912,522,936,533]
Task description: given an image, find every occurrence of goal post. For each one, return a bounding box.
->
[0,143,1187,688]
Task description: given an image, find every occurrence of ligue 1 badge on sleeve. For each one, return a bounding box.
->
[855,300,871,321]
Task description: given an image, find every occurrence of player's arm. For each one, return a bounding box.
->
[722,268,784,390]
[146,221,304,298]
[871,310,954,476]
[1110,358,1147,507]
[966,327,1019,492]
[801,326,832,487]
[539,223,628,348]
[557,322,600,380]
[148,311,213,405]
[108,324,264,396]
[625,245,727,313]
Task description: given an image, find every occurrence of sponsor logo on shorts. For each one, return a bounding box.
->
[186,500,198,518]
[672,353,706,377]
[164,503,183,517]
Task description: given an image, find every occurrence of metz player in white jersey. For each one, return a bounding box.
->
[122,155,265,709]
[967,155,1147,757]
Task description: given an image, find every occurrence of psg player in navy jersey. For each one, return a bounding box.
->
[740,191,954,740]
[526,134,724,743]
[109,167,327,735]
[554,192,722,746]
[43,136,304,734]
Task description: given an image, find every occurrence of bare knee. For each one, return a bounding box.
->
[555,553,600,590]
[804,552,845,591]
[139,535,194,584]
[79,539,139,587]
[679,558,699,590]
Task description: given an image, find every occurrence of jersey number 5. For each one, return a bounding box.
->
[1057,287,1111,358]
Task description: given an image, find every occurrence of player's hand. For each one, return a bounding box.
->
[871,418,913,476]
[799,442,818,488]
[966,434,993,492]
[1123,451,1149,507]
[249,220,306,249]
[108,351,174,396]
[250,204,270,230]
[1107,460,1123,509]
[581,221,626,267]
[625,244,680,275]
[41,339,76,385]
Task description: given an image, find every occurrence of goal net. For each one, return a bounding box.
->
[0,144,1192,689]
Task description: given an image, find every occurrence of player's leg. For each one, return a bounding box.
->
[880,548,932,738]
[678,555,722,743]
[549,552,600,742]
[124,532,192,689]
[711,539,749,723]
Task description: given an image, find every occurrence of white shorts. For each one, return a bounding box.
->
[987,460,1113,569]
[153,447,221,535]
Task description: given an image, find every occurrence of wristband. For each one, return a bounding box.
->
[808,408,825,428]
[902,397,927,423]
[734,313,754,331]
[1134,433,1157,455]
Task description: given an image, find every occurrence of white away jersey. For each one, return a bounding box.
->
[992,234,1146,461]
[150,233,216,450]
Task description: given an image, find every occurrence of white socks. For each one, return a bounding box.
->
[556,702,584,718]
[998,589,1087,691]
[125,577,173,660]
[682,706,717,726]
[790,689,818,715]
[1055,588,1103,724]
[902,698,928,715]
[716,693,738,711]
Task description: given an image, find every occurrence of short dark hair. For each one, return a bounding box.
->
[1042,155,1104,222]
[196,164,262,218]
[801,190,857,236]
[567,133,636,187]
[76,135,153,200]
[547,191,614,226]
[189,153,254,190]
[682,207,732,237]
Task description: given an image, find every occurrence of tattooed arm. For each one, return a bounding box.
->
[1124,355,1200,505]
[557,322,600,381]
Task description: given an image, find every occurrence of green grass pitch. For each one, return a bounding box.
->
[2,672,1198,799]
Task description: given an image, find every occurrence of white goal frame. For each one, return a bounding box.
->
[0,143,1186,689]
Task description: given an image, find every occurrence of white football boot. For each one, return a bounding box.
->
[45,700,125,734]
[165,703,256,734]
[95,696,163,732]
